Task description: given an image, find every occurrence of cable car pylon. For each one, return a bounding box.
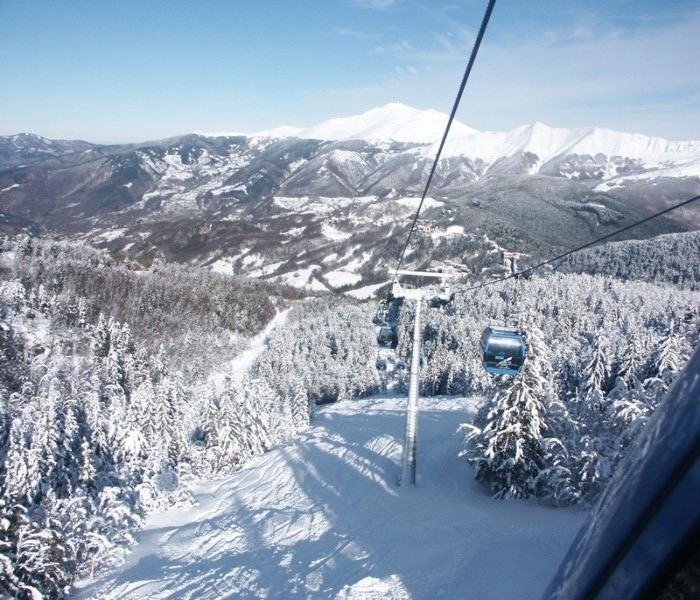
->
[396,269,459,486]
[400,289,422,486]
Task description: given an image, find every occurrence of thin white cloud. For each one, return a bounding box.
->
[392,65,420,78]
[374,40,413,54]
[333,27,382,39]
[347,0,396,9]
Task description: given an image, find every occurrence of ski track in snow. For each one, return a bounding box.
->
[210,307,291,390]
[77,395,587,599]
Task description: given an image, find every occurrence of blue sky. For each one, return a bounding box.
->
[1,0,698,142]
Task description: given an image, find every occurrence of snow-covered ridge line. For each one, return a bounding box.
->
[435,121,700,165]
[228,103,700,166]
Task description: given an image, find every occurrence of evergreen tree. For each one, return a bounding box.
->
[291,379,310,430]
[91,313,111,359]
[644,322,686,391]
[615,334,646,386]
[575,434,612,503]
[581,337,610,397]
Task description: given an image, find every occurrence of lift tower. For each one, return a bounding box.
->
[395,269,459,486]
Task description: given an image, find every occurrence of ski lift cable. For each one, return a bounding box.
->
[461,193,700,293]
[392,0,498,282]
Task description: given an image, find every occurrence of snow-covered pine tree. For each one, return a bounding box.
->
[158,376,186,469]
[269,394,295,448]
[3,411,39,504]
[76,296,90,329]
[615,332,647,387]
[0,503,40,598]
[644,321,687,394]
[241,377,274,456]
[575,434,612,503]
[200,386,220,446]
[581,336,610,398]
[33,374,62,502]
[54,388,80,499]
[291,378,310,430]
[78,436,97,491]
[91,313,111,359]
[206,377,246,473]
[606,376,653,468]
[0,499,21,596]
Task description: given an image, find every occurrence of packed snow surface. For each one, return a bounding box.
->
[321,223,352,241]
[395,196,443,210]
[78,396,586,599]
[274,196,374,214]
[227,308,290,386]
[431,225,465,240]
[344,281,391,300]
[273,265,323,289]
[209,257,234,275]
[324,270,362,288]
[90,228,127,243]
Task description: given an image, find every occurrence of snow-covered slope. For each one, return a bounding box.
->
[439,121,700,167]
[77,396,586,599]
[0,132,95,169]
[595,155,700,191]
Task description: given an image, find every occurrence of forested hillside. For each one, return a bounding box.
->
[4,236,306,375]
[0,237,310,597]
[253,298,382,404]
[411,273,698,505]
[2,120,697,297]
[560,230,700,290]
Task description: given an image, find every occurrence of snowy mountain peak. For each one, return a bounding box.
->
[5,132,52,146]
[260,103,477,144]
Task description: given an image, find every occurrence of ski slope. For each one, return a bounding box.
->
[227,307,290,385]
[77,397,587,599]
[208,307,291,392]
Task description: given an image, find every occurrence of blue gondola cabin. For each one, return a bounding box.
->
[481,326,527,375]
[377,325,398,349]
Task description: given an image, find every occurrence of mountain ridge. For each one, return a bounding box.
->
[245,103,700,170]
[4,103,700,175]
[1,105,699,295]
